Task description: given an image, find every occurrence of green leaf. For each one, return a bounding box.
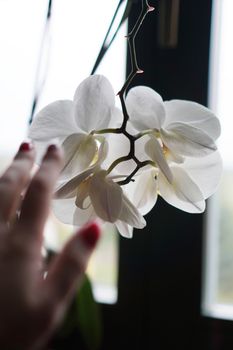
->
[76,275,103,350]
[55,275,103,350]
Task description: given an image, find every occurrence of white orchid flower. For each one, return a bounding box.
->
[53,162,146,239]
[28,74,147,238]
[29,74,122,179]
[126,86,221,160]
[28,75,222,239]
[125,146,222,214]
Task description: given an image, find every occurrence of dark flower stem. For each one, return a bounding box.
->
[118,0,154,130]
[94,0,155,185]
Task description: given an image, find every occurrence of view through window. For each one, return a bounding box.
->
[203,0,233,319]
[0,0,127,304]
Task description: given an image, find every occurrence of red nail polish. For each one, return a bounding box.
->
[19,142,31,152]
[47,144,58,152]
[80,222,101,249]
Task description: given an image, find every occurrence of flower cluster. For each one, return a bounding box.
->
[29,74,222,238]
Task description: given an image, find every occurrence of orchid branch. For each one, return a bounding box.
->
[93,0,155,185]
[107,155,132,174]
[91,128,122,136]
[118,1,154,96]
[118,160,155,186]
[118,1,154,126]
[116,1,155,183]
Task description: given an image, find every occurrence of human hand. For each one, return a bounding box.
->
[0,142,100,350]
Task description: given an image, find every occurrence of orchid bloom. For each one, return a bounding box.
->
[27,0,222,243]
[29,75,121,179]
[125,148,222,214]
[29,75,146,238]
[126,86,220,156]
[52,141,146,238]
[29,76,222,239]
[122,86,222,214]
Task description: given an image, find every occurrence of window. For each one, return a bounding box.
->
[203,0,233,320]
[101,2,214,349]
[0,0,127,304]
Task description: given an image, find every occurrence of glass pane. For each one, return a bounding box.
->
[0,0,126,304]
[202,0,233,319]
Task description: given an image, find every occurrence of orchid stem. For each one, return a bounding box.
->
[134,129,157,140]
[92,128,122,135]
[117,160,156,186]
[107,155,131,175]
[118,1,154,127]
[94,1,154,185]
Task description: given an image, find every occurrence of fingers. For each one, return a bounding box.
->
[0,142,35,223]
[44,222,100,305]
[16,144,63,244]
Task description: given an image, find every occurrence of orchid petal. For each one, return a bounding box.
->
[181,151,222,199]
[73,75,115,133]
[101,133,133,174]
[115,220,133,238]
[89,171,123,223]
[161,124,217,157]
[52,197,96,226]
[96,138,109,164]
[125,170,158,215]
[73,205,96,226]
[108,107,123,129]
[29,100,76,141]
[55,167,95,199]
[135,134,150,162]
[118,194,146,228]
[158,166,205,213]
[145,137,173,183]
[60,134,98,180]
[75,179,91,209]
[126,86,166,131]
[55,138,108,198]
[165,148,185,164]
[164,100,221,140]
[52,198,76,224]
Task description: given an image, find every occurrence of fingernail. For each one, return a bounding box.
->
[79,222,101,249]
[19,142,32,152]
[47,144,58,152]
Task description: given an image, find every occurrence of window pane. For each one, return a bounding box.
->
[0,0,126,304]
[203,0,233,319]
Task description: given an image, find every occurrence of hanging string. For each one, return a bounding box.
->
[28,0,53,125]
[91,0,133,75]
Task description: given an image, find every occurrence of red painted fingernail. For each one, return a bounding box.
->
[19,142,32,152]
[79,222,101,249]
[47,144,58,152]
